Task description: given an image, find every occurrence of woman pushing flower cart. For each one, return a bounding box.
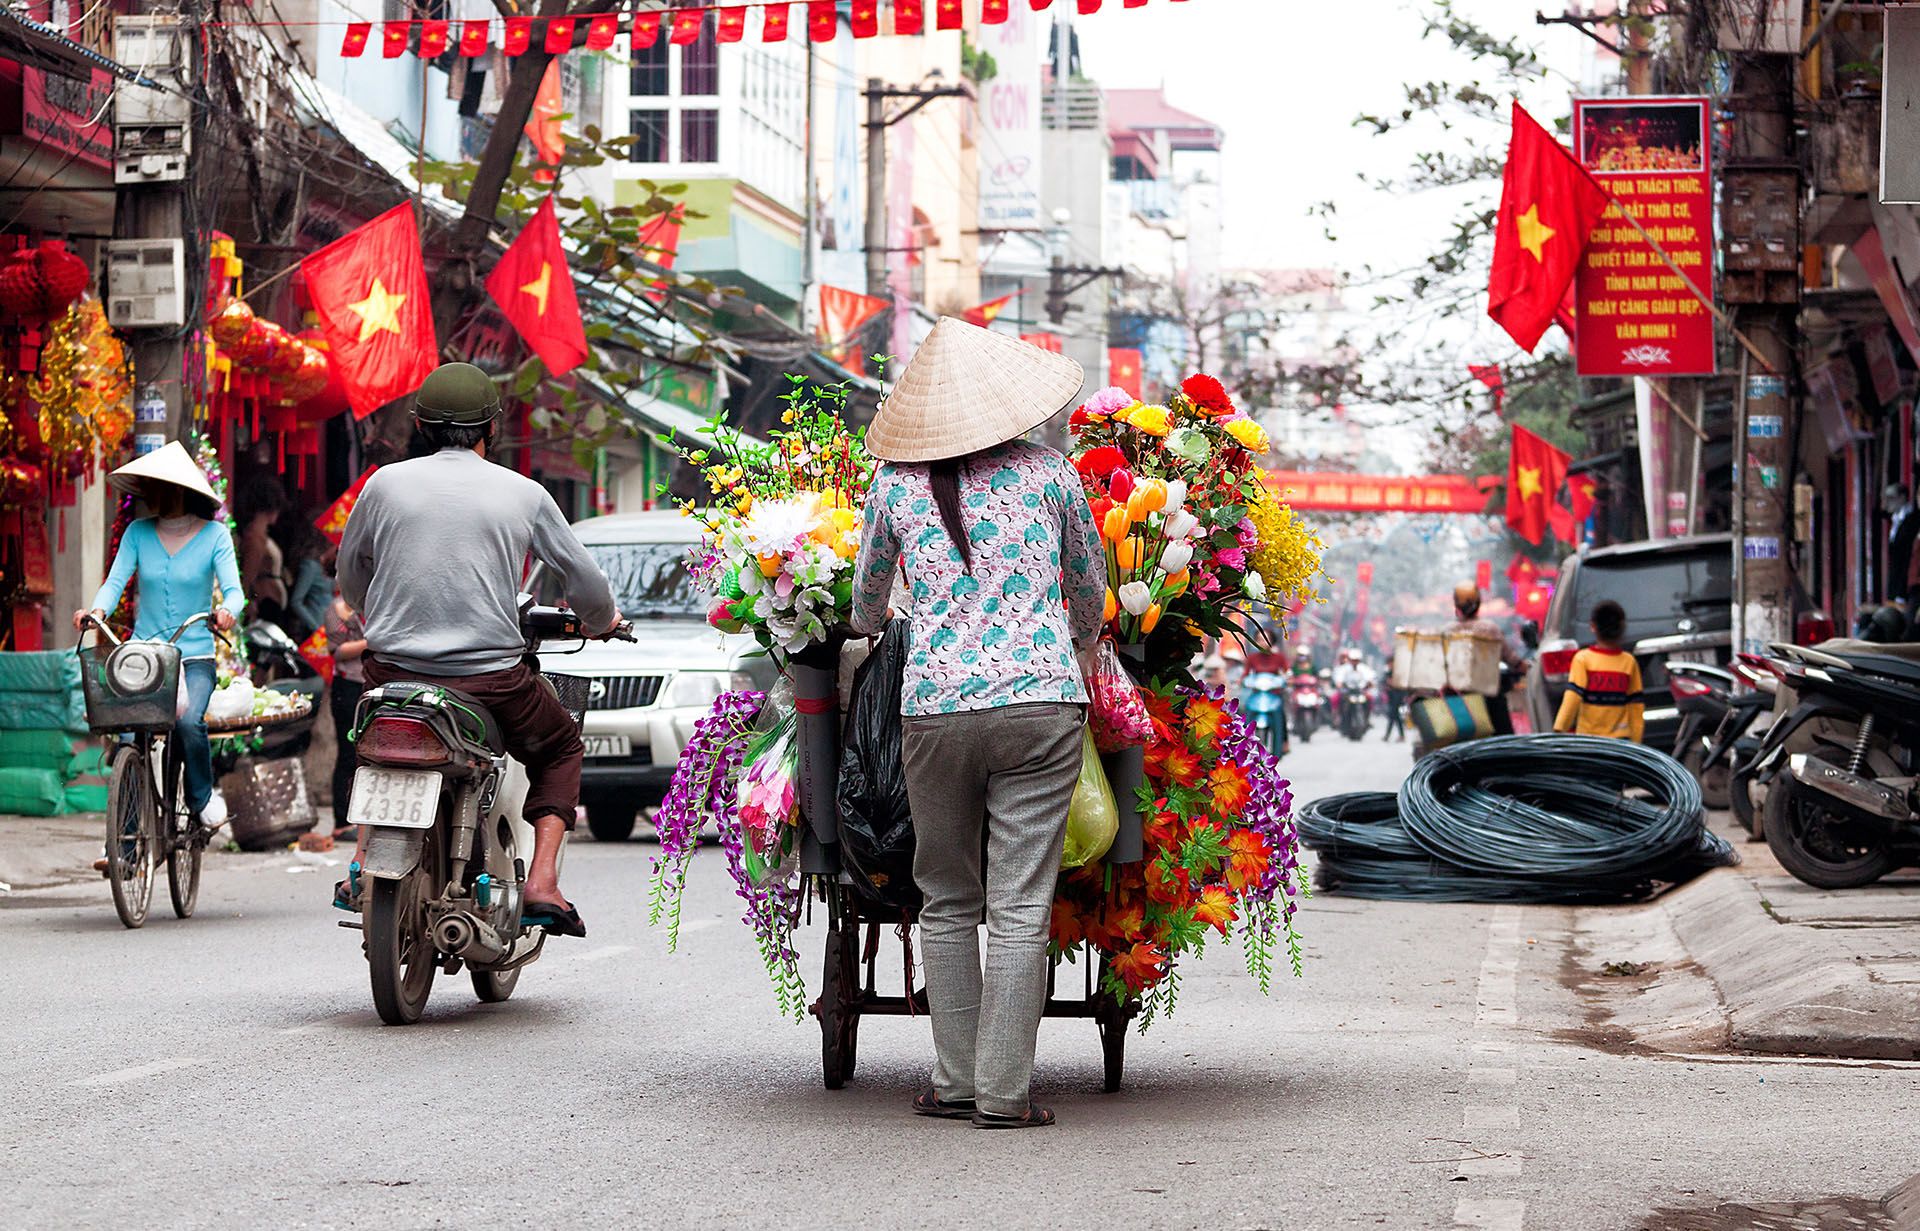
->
[649,319,1326,1119]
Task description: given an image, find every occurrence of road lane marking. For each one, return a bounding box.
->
[73,1058,203,1087]
[1456,904,1526,1230]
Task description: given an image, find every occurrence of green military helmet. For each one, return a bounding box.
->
[413,362,501,425]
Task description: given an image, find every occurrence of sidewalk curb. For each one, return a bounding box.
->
[1888,1173,1920,1230]
[1661,869,1920,1061]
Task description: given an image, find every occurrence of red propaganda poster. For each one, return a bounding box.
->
[1572,96,1715,377]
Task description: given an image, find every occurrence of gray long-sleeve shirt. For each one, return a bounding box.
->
[339,447,617,677]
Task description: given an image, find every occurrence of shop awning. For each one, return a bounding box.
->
[0,10,160,87]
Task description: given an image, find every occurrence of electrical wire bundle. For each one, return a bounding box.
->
[1298,735,1738,903]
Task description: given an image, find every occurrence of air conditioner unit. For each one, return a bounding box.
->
[106,240,185,328]
[114,15,191,184]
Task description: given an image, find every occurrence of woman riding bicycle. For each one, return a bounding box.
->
[74,443,243,842]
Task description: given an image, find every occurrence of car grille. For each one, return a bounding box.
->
[585,675,664,711]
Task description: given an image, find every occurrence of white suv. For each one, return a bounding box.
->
[549,510,772,841]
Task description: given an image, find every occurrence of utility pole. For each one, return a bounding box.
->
[1721,42,1802,659]
[864,78,971,299]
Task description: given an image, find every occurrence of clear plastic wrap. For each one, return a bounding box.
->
[1088,637,1153,753]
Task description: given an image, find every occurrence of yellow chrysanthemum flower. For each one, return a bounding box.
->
[1226,418,1271,454]
[1247,486,1328,607]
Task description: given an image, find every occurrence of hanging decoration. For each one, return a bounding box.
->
[334,0,1175,57]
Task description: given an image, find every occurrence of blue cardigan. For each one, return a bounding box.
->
[91,519,245,660]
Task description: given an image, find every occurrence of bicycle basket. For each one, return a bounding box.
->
[542,672,590,733]
[77,641,182,734]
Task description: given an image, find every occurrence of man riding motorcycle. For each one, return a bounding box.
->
[336,362,620,937]
[1331,647,1375,725]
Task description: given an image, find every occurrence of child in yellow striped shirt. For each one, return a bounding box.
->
[1552,600,1643,742]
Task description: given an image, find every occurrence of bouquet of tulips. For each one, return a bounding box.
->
[678,379,876,662]
[1070,374,1325,668]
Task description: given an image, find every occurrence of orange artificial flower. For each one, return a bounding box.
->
[1142,808,1184,854]
[1162,569,1190,596]
[1144,855,1192,906]
[757,552,784,577]
[1225,830,1271,892]
[1140,602,1162,634]
[1107,941,1170,994]
[1146,738,1203,787]
[1101,505,1133,542]
[1050,896,1088,949]
[1193,885,1238,935]
[1102,588,1118,622]
[1208,761,1251,816]
[1114,537,1143,571]
[1186,696,1229,748]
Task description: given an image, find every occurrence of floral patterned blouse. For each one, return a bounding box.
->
[852,440,1105,717]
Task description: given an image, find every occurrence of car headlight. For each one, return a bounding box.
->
[667,670,729,709]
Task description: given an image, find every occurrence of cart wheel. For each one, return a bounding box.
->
[1093,989,1138,1094]
[819,925,856,1090]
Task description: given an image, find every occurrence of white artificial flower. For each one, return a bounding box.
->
[1164,510,1200,540]
[1244,570,1268,601]
[1160,540,1194,573]
[1118,581,1153,616]
[1163,479,1188,517]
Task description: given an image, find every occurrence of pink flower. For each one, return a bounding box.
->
[1215,546,1247,572]
[1197,570,1222,595]
[1082,386,1135,417]
[1235,516,1258,547]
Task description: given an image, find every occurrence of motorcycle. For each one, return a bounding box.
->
[1289,674,1324,743]
[1338,682,1371,741]
[1745,641,1920,889]
[1711,654,1780,833]
[1242,670,1288,759]
[343,600,633,1024]
[1667,661,1739,810]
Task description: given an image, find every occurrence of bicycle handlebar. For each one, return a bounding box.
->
[79,610,226,651]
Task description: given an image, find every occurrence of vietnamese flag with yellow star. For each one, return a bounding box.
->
[303,204,438,419]
[1506,423,1572,546]
[1486,103,1610,354]
[486,196,589,377]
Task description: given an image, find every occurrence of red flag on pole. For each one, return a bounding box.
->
[302,205,438,420]
[637,204,685,302]
[963,292,1017,327]
[487,197,590,377]
[1568,473,1598,523]
[763,3,790,40]
[523,61,564,184]
[1504,423,1572,546]
[1468,363,1505,414]
[340,22,370,56]
[459,19,488,54]
[1108,348,1143,398]
[1487,103,1610,354]
[895,0,924,34]
[818,286,890,358]
[1553,283,1577,343]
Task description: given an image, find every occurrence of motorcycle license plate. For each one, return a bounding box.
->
[582,734,630,759]
[347,767,443,829]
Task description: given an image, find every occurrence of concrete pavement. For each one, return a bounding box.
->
[3,724,1919,1229]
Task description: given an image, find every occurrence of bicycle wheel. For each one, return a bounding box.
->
[105,743,154,929]
[161,738,201,919]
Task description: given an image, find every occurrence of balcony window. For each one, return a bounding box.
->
[629,110,668,162]
[630,37,669,96]
[681,109,719,163]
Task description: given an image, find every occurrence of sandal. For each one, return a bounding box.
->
[972,1103,1056,1129]
[912,1086,976,1119]
[332,862,362,912]
[522,900,587,939]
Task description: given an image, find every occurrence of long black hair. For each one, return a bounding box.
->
[929,456,973,573]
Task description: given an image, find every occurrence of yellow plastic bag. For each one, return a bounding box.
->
[1062,726,1119,869]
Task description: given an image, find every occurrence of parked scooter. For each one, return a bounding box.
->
[1668,662,1740,810]
[342,600,633,1024]
[1745,641,1920,889]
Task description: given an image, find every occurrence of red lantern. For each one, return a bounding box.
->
[209,296,255,347]
[270,335,309,380]
[285,346,330,402]
[0,242,91,323]
[293,327,350,421]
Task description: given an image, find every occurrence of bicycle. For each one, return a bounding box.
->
[76,611,217,929]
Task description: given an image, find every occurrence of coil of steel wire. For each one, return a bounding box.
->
[1297,735,1735,903]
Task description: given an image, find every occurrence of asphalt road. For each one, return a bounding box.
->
[5,717,1918,1230]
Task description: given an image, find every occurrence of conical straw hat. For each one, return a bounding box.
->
[865,317,1085,462]
[108,441,219,506]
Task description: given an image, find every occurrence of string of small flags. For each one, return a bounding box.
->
[339,0,1185,58]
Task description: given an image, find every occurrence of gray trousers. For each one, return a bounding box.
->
[903,702,1083,1116]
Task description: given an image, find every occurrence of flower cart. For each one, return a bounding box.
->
[651,371,1324,1094]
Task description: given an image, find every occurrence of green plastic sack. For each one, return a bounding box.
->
[1062,727,1119,869]
[0,766,67,816]
[63,782,108,813]
[0,728,76,774]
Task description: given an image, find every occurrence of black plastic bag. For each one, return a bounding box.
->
[837,620,920,914]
